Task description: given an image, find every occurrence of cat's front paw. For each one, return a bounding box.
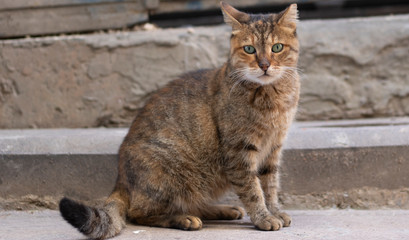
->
[275,211,291,227]
[254,215,283,231]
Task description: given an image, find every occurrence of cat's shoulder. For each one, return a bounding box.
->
[179,68,216,82]
[163,68,219,92]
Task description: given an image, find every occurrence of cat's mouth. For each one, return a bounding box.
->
[258,71,275,79]
[239,67,282,85]
[254,69,283,85]
[258,73,270,79]
[253,74,274,85]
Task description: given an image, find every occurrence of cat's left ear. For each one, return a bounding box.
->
[275,4,298,30]
[220,2,250,32]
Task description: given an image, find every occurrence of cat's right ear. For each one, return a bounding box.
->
[275,4,298,30]
[220,2,250,32]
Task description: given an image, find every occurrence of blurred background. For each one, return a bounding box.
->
[1,0,409,128]
[1,0,409,38]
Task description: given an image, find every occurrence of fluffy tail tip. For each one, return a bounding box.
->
[59,197,90,231]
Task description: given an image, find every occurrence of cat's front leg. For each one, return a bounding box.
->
[258,147,291,227]
[226,166,284,231]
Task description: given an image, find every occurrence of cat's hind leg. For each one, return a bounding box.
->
[199,204,245,220]
[129,214,203,230]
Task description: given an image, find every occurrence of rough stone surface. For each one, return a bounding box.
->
[0,14,408,128]
[1,210,409,240]
[297,15,409,120]
[1,118,408,210]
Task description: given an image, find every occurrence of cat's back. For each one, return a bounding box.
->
[123,67,222,148]
[147,68,217,107]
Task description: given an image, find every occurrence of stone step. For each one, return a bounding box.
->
[1,14,409,129]
[1,117,409,210]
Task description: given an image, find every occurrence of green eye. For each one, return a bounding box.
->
[243,45,256,54]
[272,43,283,53]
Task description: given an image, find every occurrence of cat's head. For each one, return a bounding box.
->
[221,2,299,85]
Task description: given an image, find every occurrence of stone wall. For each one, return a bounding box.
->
[298,15,409,120]
[1,14,408,128]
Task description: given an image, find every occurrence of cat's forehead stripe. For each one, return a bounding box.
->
[248,18,274,45]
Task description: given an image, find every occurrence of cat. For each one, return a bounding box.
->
[59,2,300,239]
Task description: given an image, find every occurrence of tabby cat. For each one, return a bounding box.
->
[59,2,300,239]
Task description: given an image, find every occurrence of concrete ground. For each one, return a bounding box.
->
[1,210,408,240]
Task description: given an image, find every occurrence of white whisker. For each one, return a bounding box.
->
[227,65,300,92]
[228,68,248,98]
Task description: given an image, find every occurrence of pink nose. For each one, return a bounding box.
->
[258,59,270,71]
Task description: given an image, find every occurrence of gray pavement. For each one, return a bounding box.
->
[1,210,409,240]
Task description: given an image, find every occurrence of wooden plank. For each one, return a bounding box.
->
[0,2,147,38]
[154,0,328,14]
[0,0,139,11]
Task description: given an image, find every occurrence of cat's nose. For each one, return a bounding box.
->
[258,59,270,72]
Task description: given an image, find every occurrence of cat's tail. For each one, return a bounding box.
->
[59,192,128,240]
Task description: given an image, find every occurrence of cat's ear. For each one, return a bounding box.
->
[220,2,250,31]
[275,4,298,30]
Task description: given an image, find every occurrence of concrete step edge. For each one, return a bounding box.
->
[1,117,408,155]
[1,117,408,210]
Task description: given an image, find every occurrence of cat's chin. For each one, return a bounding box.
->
[245,74,281,86]
[259,75,278,84]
